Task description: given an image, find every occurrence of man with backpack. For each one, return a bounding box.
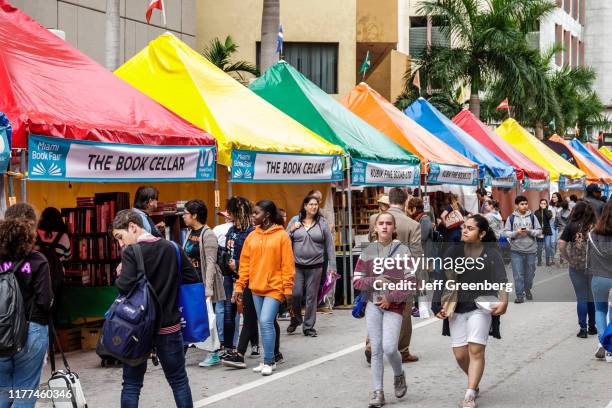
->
[504,196,542,304]
[110,209,200,408]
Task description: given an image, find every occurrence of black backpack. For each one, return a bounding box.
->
[36,233,65,297]
[0,260,28,357]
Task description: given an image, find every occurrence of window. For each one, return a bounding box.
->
[256,42,338,93]
[564,0,570,14]
[579,41,585,66]
[408,16,450,59]
[555,24,563,65]
[572,0,578,19]
[579,0,585,25]
[571,35,578,67]
[563,30,570,65]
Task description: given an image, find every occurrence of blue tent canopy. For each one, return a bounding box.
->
[404,98,514,179]
[568,138,612,174]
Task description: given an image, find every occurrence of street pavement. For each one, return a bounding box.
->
[39,263,611,408]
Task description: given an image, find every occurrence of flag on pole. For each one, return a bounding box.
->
[276,24,284,56]
[412,69,421,89]
[359,50,371,80]
[146,0,165,25]
[496,98,510,110]
[457,84,470,104]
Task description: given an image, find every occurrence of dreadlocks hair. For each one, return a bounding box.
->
[227,196,253,230]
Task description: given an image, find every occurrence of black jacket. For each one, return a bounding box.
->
[3,251,54,325]
[115,239,200,329]
[534,208,553,236]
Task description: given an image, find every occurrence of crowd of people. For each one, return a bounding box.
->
[0,182,610,408]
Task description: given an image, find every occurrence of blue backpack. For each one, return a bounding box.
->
[97,244,160,367]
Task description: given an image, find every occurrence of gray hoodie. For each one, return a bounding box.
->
[503,210,542,254]
[288,217,337,270]
[587,232,612,279]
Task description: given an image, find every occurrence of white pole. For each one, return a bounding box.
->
[161,0,167,27]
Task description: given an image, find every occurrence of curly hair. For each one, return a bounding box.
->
[227,196,253,230]
[5,203,37,223]
[0,219,36,260]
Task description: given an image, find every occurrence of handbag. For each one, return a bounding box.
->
[444,209,464,230]
[171,242,210,343]
[48,323,88,407]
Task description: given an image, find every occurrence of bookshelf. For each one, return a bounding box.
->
[61,192,129,287]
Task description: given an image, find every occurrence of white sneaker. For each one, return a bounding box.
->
[261,363,276,376]
[252,363,264,373]
[605,352,612,363]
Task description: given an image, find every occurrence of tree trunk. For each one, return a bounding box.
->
[469,94,480,119]
[535,121,544,140]
[260,0,279,74]
[105,0,120,71]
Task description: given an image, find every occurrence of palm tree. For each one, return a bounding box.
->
[415,0,556,118]
[260,0,280,74]
[105,0,120,70]
[202,36,260,83]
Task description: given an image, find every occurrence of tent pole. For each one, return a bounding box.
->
[347,156,354,305]
[340,179,348,306]
[214,164,219,226]
[227,166,233,199]
[20,149,26,203]
[0,175,6,217]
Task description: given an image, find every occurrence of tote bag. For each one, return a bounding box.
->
[171,242,210,343]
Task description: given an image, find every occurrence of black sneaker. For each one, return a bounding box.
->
[365,348,371,365]
[588,327,598,335]
[287,324,298,334]
[275,352,284,364]
[514,297,525,304]
[221,352,246,369]
[303,329,318,337]
[577,329,588,338]
[249,345,260,359]
[525,289,533,301]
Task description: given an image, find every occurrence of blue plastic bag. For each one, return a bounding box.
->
[352,291,367,319]
[601,321,612,352]
[171,242,210,343]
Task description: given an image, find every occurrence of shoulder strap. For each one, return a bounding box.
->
[170,241,182,283]
[530,214,535,228]
[132,243,146,279]
[587,232,604,257]
[509,215,515,232]
[388,242,402,258]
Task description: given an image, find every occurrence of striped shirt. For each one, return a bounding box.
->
[36,230,71,261]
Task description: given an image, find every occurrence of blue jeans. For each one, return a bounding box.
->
[222,276,240,349]
[214,301,224,344]
[510,251,536,297]
[537,235,555,262]
[591,275,612,341]
[568,268,595,329]
[252,295,281,365]
[121,331,192,408]
[0,322,49,408]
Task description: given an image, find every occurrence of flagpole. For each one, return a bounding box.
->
[161,0,167,27]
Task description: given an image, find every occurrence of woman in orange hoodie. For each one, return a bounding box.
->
[232,200,295,376]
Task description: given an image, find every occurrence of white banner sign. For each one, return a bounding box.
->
[231,150,343,182]
[427,163,478,186]
[28,135,215,181]
[351,158,420,186]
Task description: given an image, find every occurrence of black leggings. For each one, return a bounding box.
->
[237,287,280,356]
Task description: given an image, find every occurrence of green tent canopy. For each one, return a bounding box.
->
[250,61,420,185]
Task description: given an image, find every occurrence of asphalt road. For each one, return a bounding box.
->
[39,264,611,408]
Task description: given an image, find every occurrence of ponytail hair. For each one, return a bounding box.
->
[468,214,497,243]
[255,200,284,226]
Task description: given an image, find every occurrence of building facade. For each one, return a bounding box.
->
[584,1,612,114]
[197,0,356,98]
[9,0,195,68]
